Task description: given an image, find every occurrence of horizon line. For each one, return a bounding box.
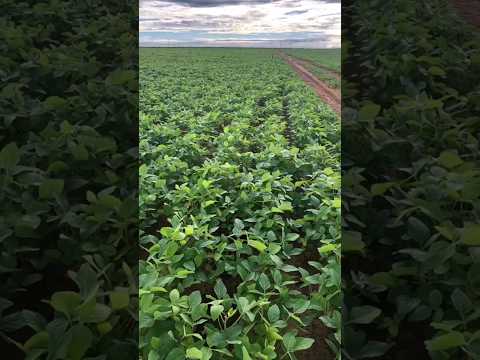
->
[139,45,340,49]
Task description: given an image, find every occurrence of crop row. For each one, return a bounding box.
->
[139,49,341,360]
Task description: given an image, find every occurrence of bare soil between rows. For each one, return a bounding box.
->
[279,52,341,115]
[450,0,480,28]
[277,51,338,360]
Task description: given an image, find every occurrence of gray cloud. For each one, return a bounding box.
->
[279,0,302,8]
[143,0,340,8]
[280,0,339,7]
[140,0,340,48]
[286,10,309,15]
[140,11,267,31]
[139,0,172,7]
[158,0,279,7]
[307,12,341,19]
[142,19,233,31]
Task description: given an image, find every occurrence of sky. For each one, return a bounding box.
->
[139,0,340,48]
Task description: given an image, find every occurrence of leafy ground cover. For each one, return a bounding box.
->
[0,1,138,359]
[343,0,480,359]
[139,48,341,360]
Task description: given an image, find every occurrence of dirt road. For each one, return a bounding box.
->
[279,52,341,115]
[294,58,341,82]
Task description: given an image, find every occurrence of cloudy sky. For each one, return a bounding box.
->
[140,0,340,48]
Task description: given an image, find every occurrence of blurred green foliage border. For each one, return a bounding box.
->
[0,1,138,359]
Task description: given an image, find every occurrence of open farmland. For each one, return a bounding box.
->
[284,49,341,90]
[139,48,340,360]
[284,49,341,72]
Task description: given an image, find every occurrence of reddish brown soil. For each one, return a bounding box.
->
[450,0,480,28]
[301,319,333,360]
[296,58,341,82]
[279,52,341,115]
[285,319,333,360]
[278,52,338,358]
[287,247,335,360]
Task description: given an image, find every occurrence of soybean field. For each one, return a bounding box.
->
[139,48,341,360]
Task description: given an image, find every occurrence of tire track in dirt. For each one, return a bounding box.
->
[279,52,341,115]
[294,58,341,82]
[450,0,480,28]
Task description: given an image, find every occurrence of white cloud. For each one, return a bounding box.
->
[139,0,340,48]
